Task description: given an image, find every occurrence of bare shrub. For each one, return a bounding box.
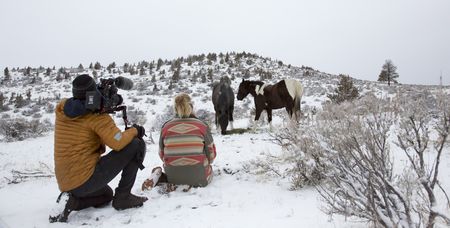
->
[266,92,450,227]
[0,118,52,142]
[127,109,147,126]
[152,106,175,130]
[32,113,42,119]
[270,121,328,189]
[45,103,55,113]
[316,95,450,227]
[195,108,214,126]
[152,106,213,130]
[394,95,450,227]
[316,98,403,227]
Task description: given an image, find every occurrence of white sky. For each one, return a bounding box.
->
[1,0,449,85]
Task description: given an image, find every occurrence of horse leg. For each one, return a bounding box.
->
[229,106,234,130]
[215,112,220,133]
[253,107,263,131]
[267,108,273,131]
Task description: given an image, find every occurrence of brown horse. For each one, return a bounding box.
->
[236,78,303,127]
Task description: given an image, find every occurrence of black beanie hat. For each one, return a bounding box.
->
[72,74,96,99]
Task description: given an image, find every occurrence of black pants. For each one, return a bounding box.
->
[69,138,146,210]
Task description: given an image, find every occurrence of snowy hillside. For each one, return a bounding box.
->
[0,52,449,227]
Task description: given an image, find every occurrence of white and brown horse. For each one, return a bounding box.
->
[237,78,303,128]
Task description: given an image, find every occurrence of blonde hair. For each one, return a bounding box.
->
[174,93,193,118]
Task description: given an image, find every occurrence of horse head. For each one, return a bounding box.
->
[237,78,251,100]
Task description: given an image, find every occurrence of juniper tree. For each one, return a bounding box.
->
[207,69,213,81]
[156,59,164,71]
[26,90,31,100]
[149,62,154,73]
[107,62,116,71]
[0,93,5,109]
[15,94,26,108]
[45,67,52,76]
[378,59,399,86]
[4,67,10,80]
[26,67,32,76]
[327,74,359,104]
[94,62,101,70]
[123,63,129,73]
[201,74,207,83]
[139,67,146,76]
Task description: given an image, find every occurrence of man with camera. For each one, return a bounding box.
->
[50,74,147,223]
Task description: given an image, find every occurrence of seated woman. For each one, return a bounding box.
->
[142,93,217,192]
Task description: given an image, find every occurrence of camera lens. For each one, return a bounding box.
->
[111,94,123,106]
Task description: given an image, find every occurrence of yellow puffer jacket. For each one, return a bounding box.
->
[54,99,137,192]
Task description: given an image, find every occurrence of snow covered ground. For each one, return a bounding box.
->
[0,123,367,228]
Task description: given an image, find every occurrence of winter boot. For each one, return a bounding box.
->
[49,192,79,223]
[112,192,148,210]
[141,167,163,191]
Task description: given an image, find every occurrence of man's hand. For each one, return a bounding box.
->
[132,124,146,139]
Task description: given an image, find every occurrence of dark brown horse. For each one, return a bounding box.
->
[212,76,235,134]
[236,78,303,127]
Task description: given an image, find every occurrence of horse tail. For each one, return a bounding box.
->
[285,79,304,121]
[294,80,303,118]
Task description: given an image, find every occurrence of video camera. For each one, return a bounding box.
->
[85,76,134,128]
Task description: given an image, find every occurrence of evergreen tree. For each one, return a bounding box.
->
[377,59,399,86]
[94,62,102,70]
[327,75,360,104]
[278,61,283,67]
[129,66,137,75]
[151,75,156,83]
[15,93,26,108]
[89,62,93,69]
[0,92,5,110]
[139,67,146,76]
[107,62,116,73]
[207,69,213,81]
[26,89,32,100]
[172,67,180,82]
[9,92,15,104]
[123,63,129,73]
[26,67,32,76]
[78,64,84,70]
[207,53,217,62]
[46,67,52,76]
[156,59,164,71]
[56,73,63,82]
[4,67,10,80]
[201,74,207,83]
[149,62,155,73]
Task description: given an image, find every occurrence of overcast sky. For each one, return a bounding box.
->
[1,0,449,85]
